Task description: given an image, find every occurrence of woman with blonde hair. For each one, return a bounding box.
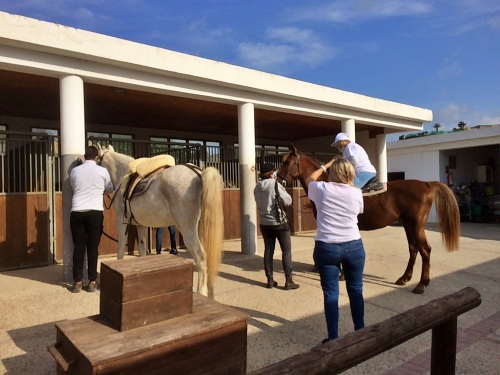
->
[306,157,365,343]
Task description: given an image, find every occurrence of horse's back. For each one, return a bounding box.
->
[159,165,202,193]
[359,179,435,230]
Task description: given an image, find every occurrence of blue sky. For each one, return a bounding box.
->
[1,0,499,137]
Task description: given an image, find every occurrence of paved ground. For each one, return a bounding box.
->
[1,222,499,374]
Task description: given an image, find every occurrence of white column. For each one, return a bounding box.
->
[341,118,356,142]
[376,133,388,183]
[238,103,257,255]
[60,75,86,282]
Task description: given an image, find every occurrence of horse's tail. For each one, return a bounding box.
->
[200,167,224,296]
[429,182,460,252]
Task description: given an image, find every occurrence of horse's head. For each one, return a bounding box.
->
[96,143,114,156]
[277,144,301,186]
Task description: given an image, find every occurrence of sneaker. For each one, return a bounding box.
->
[70,281,82,293]
[169,248,178,255]
[322,338,331,345]
[87,281,98,293]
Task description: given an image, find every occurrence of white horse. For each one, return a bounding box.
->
[96,144,224,298]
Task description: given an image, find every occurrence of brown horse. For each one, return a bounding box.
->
[277,144,460,294]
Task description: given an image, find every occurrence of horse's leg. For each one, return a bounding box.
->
[395,242,417,286]
[397,222,431,294]
[181,227,209,297]
[395,223,418,286]
[413,232,431,294]
[136,225,149,257]
[116,221,127,259]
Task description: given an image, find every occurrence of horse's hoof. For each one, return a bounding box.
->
[395,278,407,286]
[412,285,425,294]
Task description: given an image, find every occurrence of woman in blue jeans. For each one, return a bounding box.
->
[306,157,365,343]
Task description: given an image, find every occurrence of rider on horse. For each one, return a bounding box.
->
[331,133,383,193]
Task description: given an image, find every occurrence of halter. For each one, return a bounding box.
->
[278,153,301,183]
[97,149,109,166]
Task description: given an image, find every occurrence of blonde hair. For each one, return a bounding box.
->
[328,157,355,186]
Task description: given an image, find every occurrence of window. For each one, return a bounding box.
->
[32,127,59,157]
[111,134,133,156]
[87,132,133,156]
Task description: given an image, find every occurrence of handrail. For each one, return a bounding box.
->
[249,287,481,375]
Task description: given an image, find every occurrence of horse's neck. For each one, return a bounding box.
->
[107,153,134,185]
[299,155,324,192]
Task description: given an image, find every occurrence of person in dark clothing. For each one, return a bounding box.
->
[69,145,114,293]
[254,163,299,290]
[156,225,178,255]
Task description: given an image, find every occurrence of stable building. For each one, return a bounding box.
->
[0,11,433,274]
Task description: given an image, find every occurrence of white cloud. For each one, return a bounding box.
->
[237,27,337,73]
[289,0,432,23]
[477,114,500,125]
[433,103,500,129]
[435,103,467,129]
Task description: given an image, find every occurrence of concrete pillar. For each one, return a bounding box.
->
[376,133,388,183]
[341,118,356,143]
[60,75,86,282]
[238,103,257,255]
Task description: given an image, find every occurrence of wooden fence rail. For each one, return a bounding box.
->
[249,287,481,375]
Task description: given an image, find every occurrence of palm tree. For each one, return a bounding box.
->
[457,121,467,130]
[433,123,442,132]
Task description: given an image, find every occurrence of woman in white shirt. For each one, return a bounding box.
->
[331,132,377,189]
[306,157,365,343]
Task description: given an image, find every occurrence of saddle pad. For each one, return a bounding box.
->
[362,183,387,197]
[128,157,150,174]
[135,155,175,178]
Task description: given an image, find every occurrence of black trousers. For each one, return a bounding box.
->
[260,224,293,279]
[70,210,104,282]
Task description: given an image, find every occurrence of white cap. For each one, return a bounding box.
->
[330,133,349,147]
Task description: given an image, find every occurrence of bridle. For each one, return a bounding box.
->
[97,149,109,166]
[277,153,301,184]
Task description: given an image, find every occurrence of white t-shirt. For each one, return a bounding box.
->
[70,160,114,212]
[308,181,364,243]
[343,143,376,174]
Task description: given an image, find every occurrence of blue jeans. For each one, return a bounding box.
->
[313,239,365,340]
[156,225,176,253]
[354,171,376,189]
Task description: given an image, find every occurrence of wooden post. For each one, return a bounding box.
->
[431,317,457,375]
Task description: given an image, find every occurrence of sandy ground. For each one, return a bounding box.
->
[1,222,499,374]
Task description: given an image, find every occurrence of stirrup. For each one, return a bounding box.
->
[361,177,384,193]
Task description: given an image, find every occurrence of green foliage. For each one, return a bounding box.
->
[399,120,469,140]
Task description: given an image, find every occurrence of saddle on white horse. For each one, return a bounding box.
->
[121,155,175,222]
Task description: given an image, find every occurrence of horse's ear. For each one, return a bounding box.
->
[109,144,114,152]
[96,143,102,153]
[290,143,298,154]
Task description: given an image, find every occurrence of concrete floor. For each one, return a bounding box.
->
[1,222,499,374]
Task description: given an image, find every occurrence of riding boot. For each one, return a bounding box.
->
[285,275,300,290]
[266,277,278,289]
